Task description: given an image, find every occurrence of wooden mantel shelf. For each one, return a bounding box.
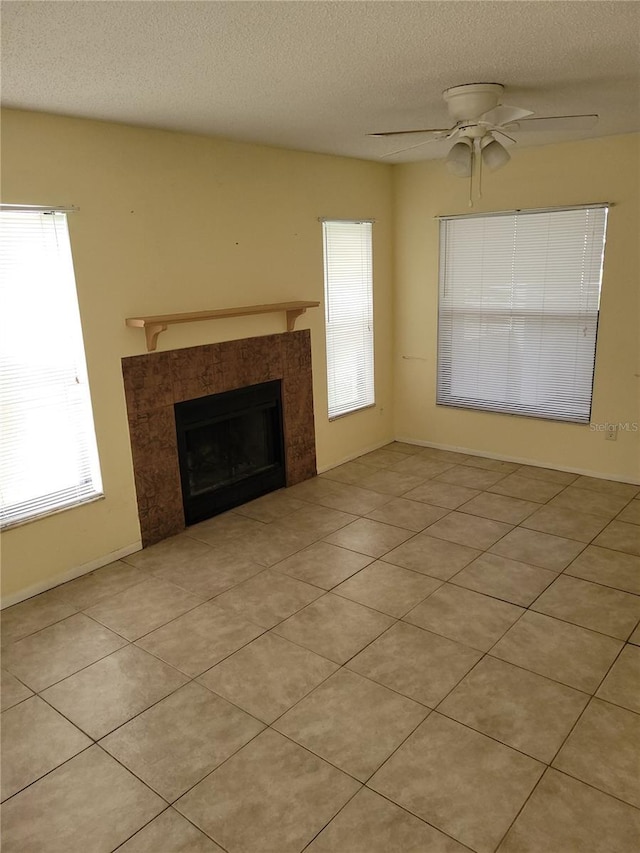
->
[126,300,320,352]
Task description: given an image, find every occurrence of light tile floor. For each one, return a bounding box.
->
[2,442,640,852]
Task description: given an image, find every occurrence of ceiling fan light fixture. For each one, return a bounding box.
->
[481,137,510,171]
[446,138,473,177]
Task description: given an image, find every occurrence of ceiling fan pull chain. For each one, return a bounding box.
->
[477,139,483,199]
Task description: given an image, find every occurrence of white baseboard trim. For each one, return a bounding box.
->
[394,437,640,485]
[5,436,635,608]
[1,540,143,609]
[316,437,395,475]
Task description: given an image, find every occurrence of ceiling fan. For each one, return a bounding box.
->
[370,83,598,176]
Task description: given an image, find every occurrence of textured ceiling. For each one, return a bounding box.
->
[2,1,639,162]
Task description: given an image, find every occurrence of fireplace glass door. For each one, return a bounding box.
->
[175,380,285,524]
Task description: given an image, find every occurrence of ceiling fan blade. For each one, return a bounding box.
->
[506,114,599,132]
[491,128,517,146]
[368,127,452,138]
[480,105,534,125]
[379,136,446,158]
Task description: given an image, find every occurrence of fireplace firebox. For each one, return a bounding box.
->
[174,380,285,525]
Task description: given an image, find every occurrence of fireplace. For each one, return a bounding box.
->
[122,331,316,546]
[175,380,286,524]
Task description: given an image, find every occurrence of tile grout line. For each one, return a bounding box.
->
[3,460,635,628]
[5,623,282,805]
[7,520,636,720]
[493,759,640,853]
[297,785,369,853]
[543,764,640,812]
[5,498,626,661]
[0,742,96,808]
[3,446,638,850]
[491,766,551,852]
[543,636,640,766]
[470,583,640,846]
[4,499,634,706]
[12,588,425,840]
[107,806,212,853]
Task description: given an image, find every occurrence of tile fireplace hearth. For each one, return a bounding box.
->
[122,331,316,546]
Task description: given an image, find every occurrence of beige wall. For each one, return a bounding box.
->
[2,111,638,604]
[393,134,640,482]
[0,109,395,602]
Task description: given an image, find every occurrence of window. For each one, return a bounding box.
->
[437,205,608,423]
[322,219,375,419]
[0,208,103,528]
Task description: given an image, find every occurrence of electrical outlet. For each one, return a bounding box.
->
[605,425,617,441]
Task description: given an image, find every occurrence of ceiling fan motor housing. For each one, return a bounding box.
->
[459,124,490,140]
[443,83,504,121]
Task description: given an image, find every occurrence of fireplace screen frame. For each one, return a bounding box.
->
[174,379,286,525]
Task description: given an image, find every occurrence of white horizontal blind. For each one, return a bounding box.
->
[437,206,608,423]
[323,220,375,418]
[0,210,103,527]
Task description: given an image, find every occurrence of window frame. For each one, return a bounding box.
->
[322,218,375,420]
[436,204,608,425]
[0,206,103,530]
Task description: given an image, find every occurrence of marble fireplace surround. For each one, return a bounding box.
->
[122,330,317,546]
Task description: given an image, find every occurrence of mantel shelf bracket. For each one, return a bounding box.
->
[286,308,306,332]
[126,300,320,352]
[145,323,168,352]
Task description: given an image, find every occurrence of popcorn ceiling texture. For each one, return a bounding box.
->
[2,2,639,163]
[122,331,316,546]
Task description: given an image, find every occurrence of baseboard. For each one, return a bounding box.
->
[5,437,634,608]
[394,437,640,485]
[316,437,395,475]
[1,540,143,609]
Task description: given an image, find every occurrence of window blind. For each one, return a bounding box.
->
[322,220,375,419]
[437,205,608,423]
[0,210,103,528]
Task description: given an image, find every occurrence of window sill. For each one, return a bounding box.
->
[1,493,105,532]
[329,402,376,422]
